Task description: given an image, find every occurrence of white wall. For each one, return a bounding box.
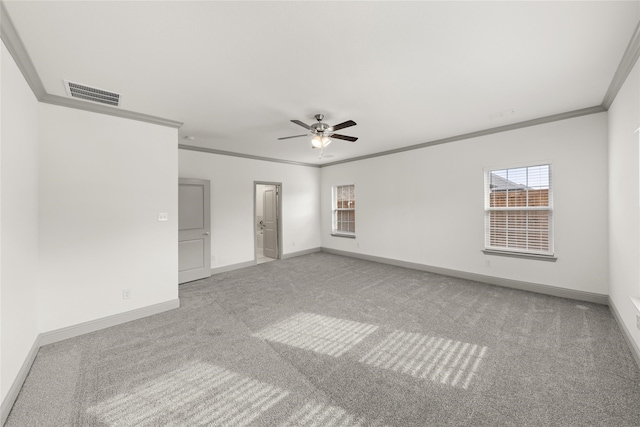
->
[0,42,40,401]
[179,150,321,268]
[38,104,178,332]
[321,112,609,295]
[608,58,640,351]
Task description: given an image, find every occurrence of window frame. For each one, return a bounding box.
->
[483,163,556,260]
[332,184,356,238]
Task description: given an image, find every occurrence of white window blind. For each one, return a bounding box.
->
[333,184,355,235]
[484,164,552,255]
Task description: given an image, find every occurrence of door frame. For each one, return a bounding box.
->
[254,181,282,262]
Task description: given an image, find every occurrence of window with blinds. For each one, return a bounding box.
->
[485,164,552,255]
[333,184,355,235]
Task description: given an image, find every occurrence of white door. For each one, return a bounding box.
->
[263,186,278,259]
[179,178,211,284]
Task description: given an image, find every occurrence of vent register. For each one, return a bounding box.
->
[64,80,120,107]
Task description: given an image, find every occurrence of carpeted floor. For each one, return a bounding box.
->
[6,252,640,426]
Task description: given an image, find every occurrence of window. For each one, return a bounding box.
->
[332,184,355,236]
[484,164,553,256]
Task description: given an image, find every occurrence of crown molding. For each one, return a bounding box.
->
[0,1,181,129]
[602,20,640,109]
[178,144,320,168]
[40,93,182,128]
[0,1,46,99]
[320,106,605,168]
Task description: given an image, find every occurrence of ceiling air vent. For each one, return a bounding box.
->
[63,80,120,107]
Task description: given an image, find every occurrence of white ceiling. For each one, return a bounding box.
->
[4,1,639,165]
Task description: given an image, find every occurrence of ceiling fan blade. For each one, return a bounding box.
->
[328,120,356,132]
[277,134,308,140]
[291,119,313,130]
[330,134,358,142]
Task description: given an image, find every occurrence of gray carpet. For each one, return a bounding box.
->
[6,252,640,426]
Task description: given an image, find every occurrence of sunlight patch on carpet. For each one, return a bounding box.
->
[359,330,488,389]
[86,360,289,426]
[253,313,378,357]
[279,401,365,427]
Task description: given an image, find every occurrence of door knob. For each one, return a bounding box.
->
[203,232,210,235]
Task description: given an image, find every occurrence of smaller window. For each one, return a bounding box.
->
[484,164,553,256]
[333,184,355,236]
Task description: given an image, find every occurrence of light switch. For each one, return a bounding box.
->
[158,212,169,222]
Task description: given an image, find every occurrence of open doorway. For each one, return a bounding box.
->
[255,182,282,264]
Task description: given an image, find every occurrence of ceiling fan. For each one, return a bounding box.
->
[278,114,358,149]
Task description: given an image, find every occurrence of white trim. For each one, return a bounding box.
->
[210,260,256,275]
[321,247,608,305]
[1,336,40,425]
[42,93,180,128]
[482,249,557,262]
[0,2,181,129]
[39,299,180,346]
[602,20,640,109]
[281,247,321,259]
[331,233,356,239]
[321,108,604,168]
[180,144,319,168]
[483,159,555,173]
[609,297,640,370]
[1,299,179,425]
[0,1,46,99]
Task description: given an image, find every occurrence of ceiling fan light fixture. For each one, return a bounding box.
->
[311,135,331,148]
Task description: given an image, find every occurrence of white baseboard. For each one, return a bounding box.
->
[609,297,640,370]
[1,336,40,426]
[282,247,321,260]
[39,299,180,346]
[321,248,609,305]
[211,260,255,275]
[209,249,321,275]
[210,249,323,275]
[1,299,180,425]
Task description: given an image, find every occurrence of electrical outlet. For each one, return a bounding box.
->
[357,242,360,248]
[157,212,169,222]
[292,242,296,247]
[122,289,130,300]
[485,260,491,267]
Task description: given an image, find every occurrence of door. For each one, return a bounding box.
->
[179,178,211,284]
[263,186,278,259]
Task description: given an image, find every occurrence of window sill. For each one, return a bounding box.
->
[331,233,356,239]
[482,249,557,262]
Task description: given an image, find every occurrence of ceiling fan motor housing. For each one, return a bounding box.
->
[311,122,330,135]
